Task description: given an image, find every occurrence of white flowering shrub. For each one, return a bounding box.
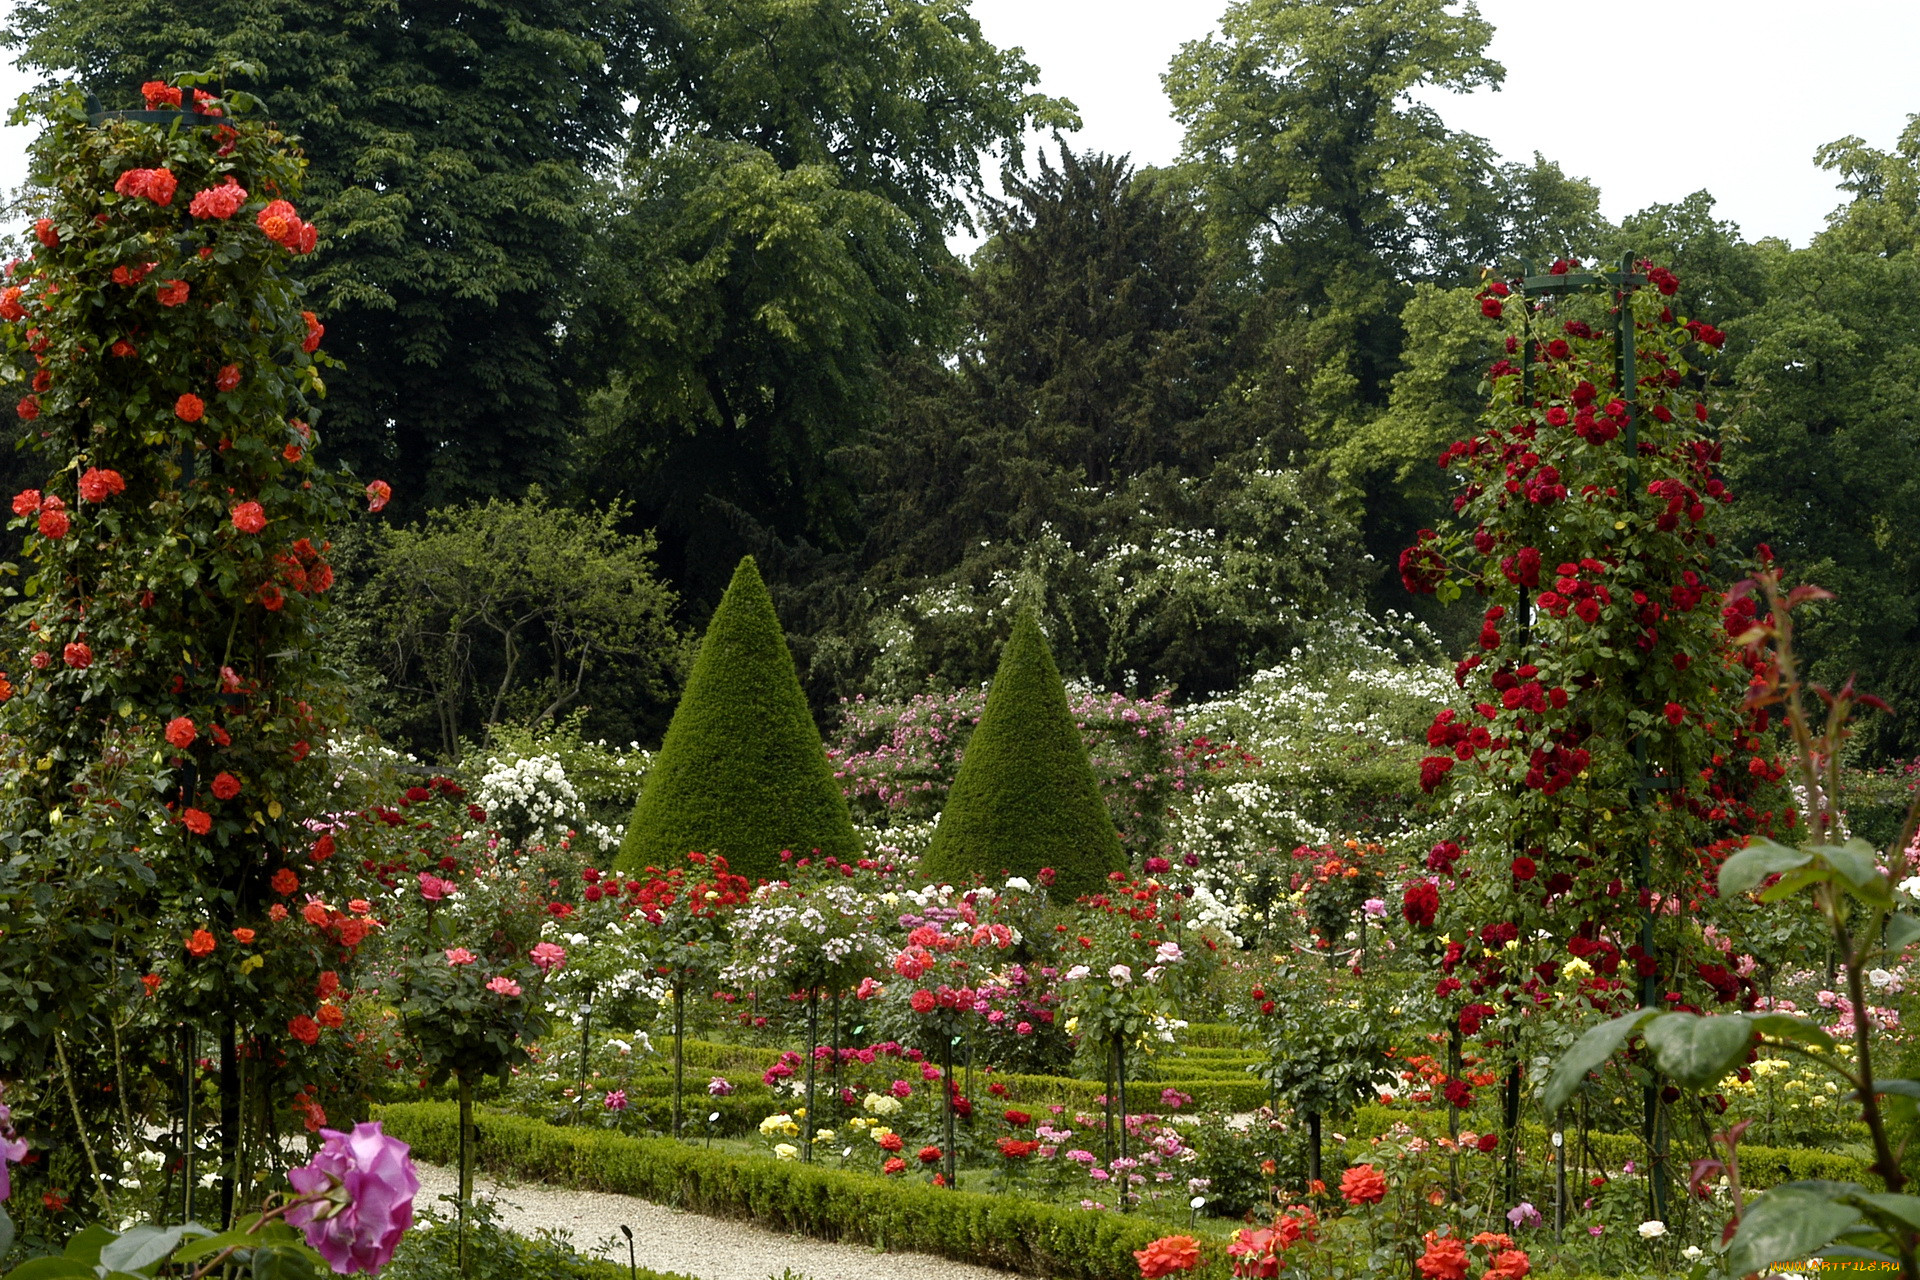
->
[1169,611,1454,938]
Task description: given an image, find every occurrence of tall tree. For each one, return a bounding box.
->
[839,146,1367,699]
[572,0,1075,606]
[7,0,649,511]
[1716,121,1920,756]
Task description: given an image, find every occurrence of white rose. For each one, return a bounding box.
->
[1637,1220,1666,1239]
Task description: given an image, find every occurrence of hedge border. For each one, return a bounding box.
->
[375,1102,1231,1280]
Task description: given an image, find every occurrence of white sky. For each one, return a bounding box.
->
[0,1,1914,249]
[968,0,1920,248]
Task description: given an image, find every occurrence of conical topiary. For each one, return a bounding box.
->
[919,611,1124,898]
[617,556,859,882]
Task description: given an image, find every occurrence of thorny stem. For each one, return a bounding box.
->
[53,1030,111,1217]
[1760,576,1919,1274]
[186,1194,305,1280]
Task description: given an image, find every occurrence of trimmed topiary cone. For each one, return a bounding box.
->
[617,555,859,883]
[919,611,1124,899]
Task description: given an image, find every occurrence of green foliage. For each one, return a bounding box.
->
[341,490,686,758]
[618,557,858,883]
[372,1102,1227,1280]
[8,0,649,510]
[919,613,1123,897]
[382,1198,694,1280]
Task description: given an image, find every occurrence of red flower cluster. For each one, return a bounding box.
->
[113,167,179,206]
[189,179,248,221]
[257,199,318,254]
[230,500,267,533]
[77,468,125,502]
[1398,528,1446,594]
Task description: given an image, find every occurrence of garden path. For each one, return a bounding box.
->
[413,1162,1028,1280]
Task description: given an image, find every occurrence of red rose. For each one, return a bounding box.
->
[302,311,325,354]
[212,772,242,800]
[232,927,256,944]
[217,364,242,392]
[141,81,182,109]
[34,217,57,248]
[16,396,39,422]
[1003,1109,1031,1127]
[1418,755,1454,793]
[365,479,391,512]
[62,641,91,668]
[185,928,217,957]
[174,392,205,421]
[182,808,212,834]
[37,502,69,539]
[288,1015,321,1046]
[230,501,267,534]
[11,489,40,516]
[917,1145,941,1164]
[1477,1132,1500,1153]
[165,717,196,748]
[1340,1163,1388,1205]
[311,833,335,861]
[1510,857,1536,881]
[882,1157,906,1175]
[316,1004,346,1030]
[1402,881,1439,929]
[1664,703,1686,726]
[188,179,248,221]
[1480,296,1503,319]
[909,989,936,1014]
[77,468,126,502]
[258,582,285,611]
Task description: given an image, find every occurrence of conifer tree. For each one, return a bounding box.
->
[617,556,858,882]
[920,612,1124,897]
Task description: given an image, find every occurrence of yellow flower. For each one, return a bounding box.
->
[774,1143,799,1160]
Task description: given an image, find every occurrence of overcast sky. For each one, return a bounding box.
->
[0,0,1914,250]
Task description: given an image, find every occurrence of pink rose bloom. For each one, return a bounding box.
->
[708,1076,735,1097]
[920,1063,941,1082]
[486,976,522,997]
[286,1121,419,1274]
[418,871,454,901]
[889,1080,912,1100]
[529,942,566,973]
[0,1131,26,1201]
[444,948,476,966]
[604,1090,627,1111]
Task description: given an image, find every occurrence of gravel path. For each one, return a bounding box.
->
[413,1163,1030,1280]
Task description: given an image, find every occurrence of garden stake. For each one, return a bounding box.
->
[1502,1061,1521,1204]
[457,1073,474,1275]
[1117,1036,1130,1211]
[672,981,685,1140]
[943,1035,958,1189]
[803,987,819,1163]
[621,1224,636,1280]
[1552,1130,1565,1241]
[575,983,595,1127]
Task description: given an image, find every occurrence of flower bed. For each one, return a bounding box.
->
[373,1103,1232,1280]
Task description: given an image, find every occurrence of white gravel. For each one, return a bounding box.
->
[412,1162,1028,1280]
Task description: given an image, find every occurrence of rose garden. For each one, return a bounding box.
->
[2,62,1920,1280]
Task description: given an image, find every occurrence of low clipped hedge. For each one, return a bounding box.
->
[1344,1103,1874,1190]
[985,1070,1270,1114]
[376,1102,1231,1280]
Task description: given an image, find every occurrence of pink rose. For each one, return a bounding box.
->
[486,976,521,997]
[443,948,476,966]
[529,942,566,973]
[286,1121,418,1274]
